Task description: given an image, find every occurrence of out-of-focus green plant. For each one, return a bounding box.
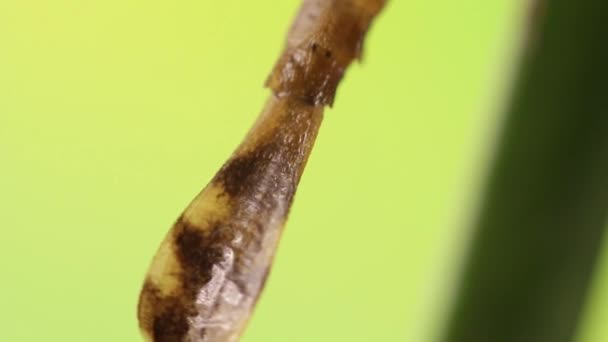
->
[441,1,608,342]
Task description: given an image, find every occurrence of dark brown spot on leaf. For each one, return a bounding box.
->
[152,297,189,342]
[214,142,285,198]
[173,217,227,288]
[138,218,239,341]
[138,280,190,342]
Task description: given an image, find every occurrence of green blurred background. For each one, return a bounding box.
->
[1,1,607,341]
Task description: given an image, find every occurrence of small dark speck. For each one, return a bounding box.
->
[325,50,332,58]
[311,43,318,52]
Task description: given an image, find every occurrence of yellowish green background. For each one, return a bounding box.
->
[1,1,607,341]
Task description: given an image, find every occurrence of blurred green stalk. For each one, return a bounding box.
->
[441,1,608,342]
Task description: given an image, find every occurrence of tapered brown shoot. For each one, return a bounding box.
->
[137,1,386,341]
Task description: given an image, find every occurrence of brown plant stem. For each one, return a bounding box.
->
[137,1,386,341]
